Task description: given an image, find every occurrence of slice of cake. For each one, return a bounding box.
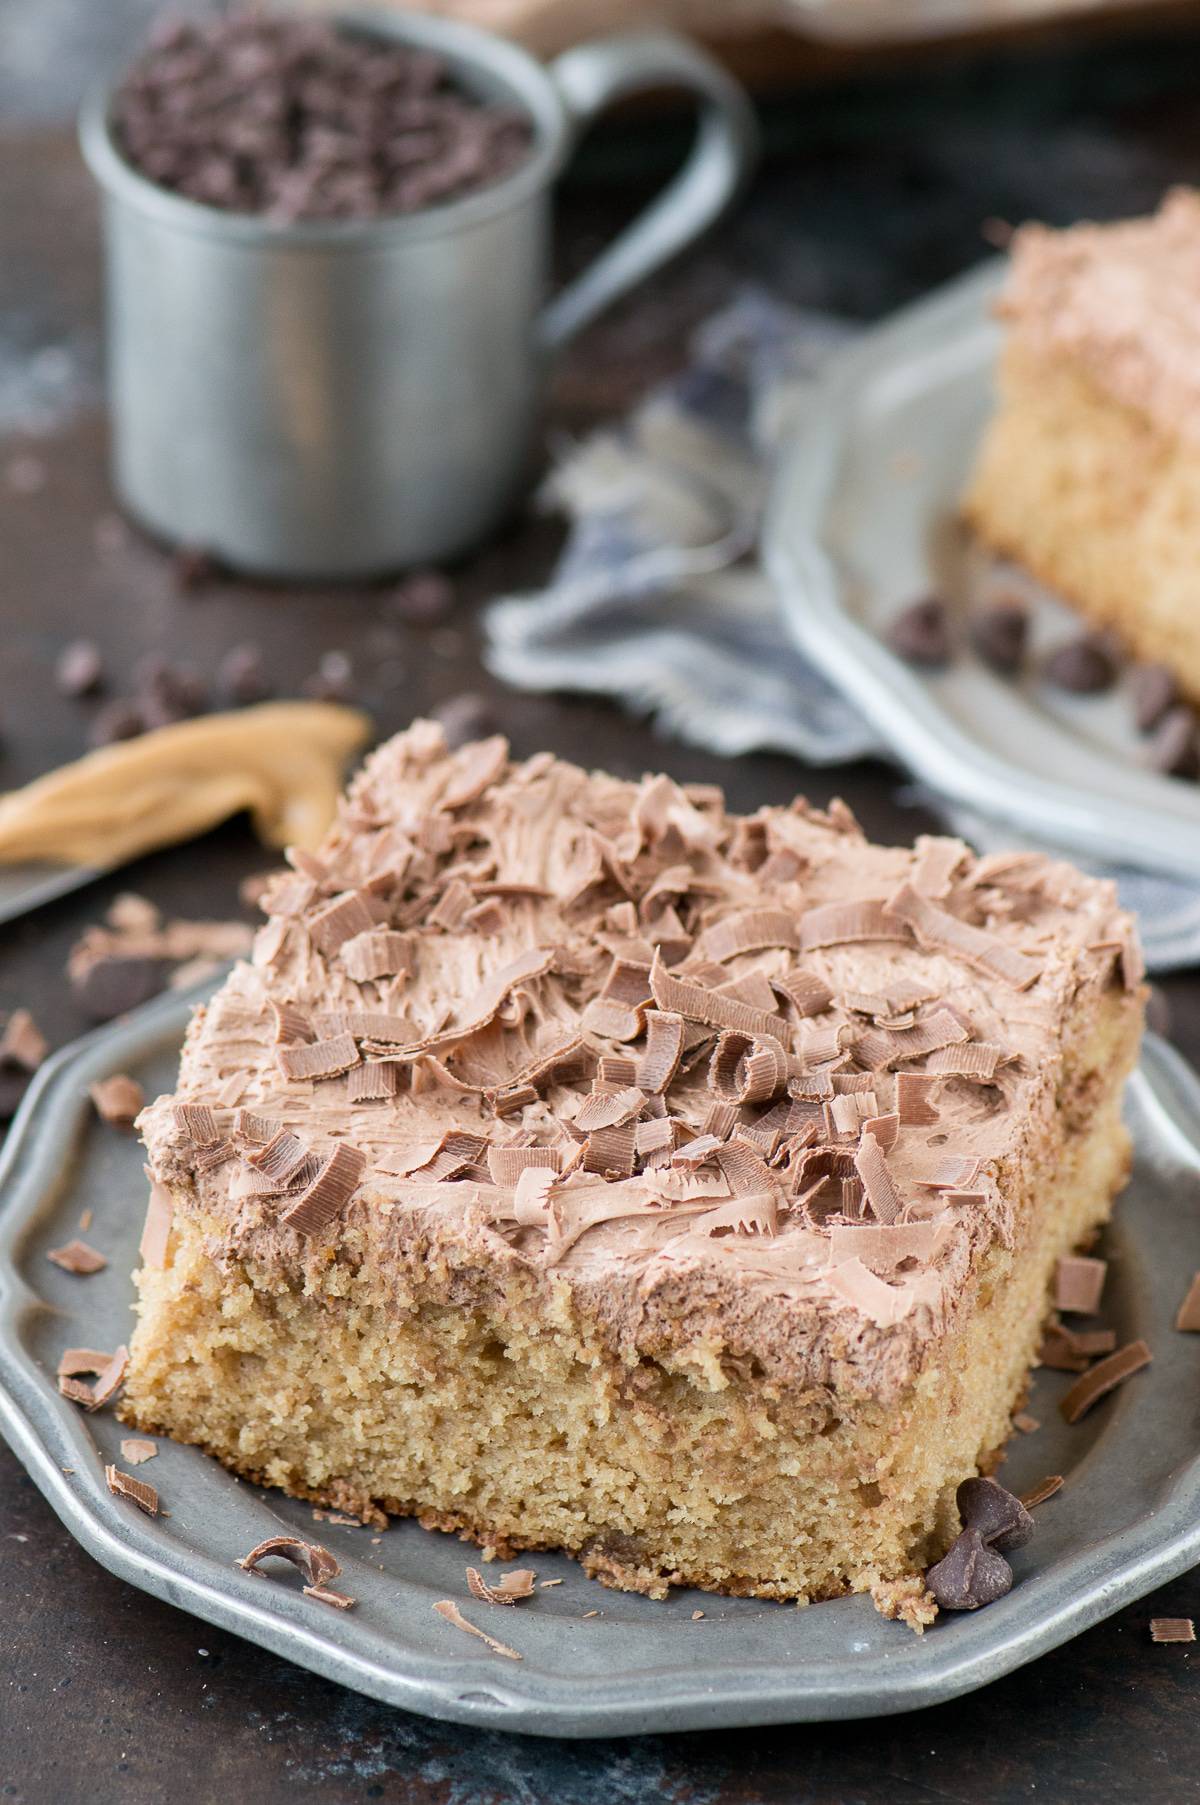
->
[123,723,1144,1616]
[965,188,1200,703]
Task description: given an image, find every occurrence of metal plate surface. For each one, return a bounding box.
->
[1,984,1199,1736]
[764,259,1200,889]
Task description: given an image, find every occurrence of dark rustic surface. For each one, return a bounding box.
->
[6,15,1200,1802]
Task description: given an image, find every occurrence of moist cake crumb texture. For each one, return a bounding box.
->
[965,187,1200,705]
[124,722,1144,1614]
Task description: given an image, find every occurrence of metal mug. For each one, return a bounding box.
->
[79,11,758,580]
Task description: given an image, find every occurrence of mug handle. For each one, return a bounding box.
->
[538,32,759,354]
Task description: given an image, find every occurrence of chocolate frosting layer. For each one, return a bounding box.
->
[140,723,1141,1404]
[999,188,1200,441]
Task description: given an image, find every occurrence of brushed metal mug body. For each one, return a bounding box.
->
[79,11,758,580]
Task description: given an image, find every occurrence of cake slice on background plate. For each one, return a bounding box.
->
[965,188,1200,703]
[122,722,1145,1626]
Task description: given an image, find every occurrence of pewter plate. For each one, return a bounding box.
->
[764,259,1200,889]
[2,984,1200,1737]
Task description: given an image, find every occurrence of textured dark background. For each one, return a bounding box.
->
[5,6,1200,1800]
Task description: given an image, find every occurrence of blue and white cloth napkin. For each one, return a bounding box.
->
[483,288,1200,973]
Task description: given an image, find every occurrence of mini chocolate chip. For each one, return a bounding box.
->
[956,1476,1034,1553]
[433,691,497,749]
[56,639,104,698]
[926,1528,1013,1611]
[970,599,1028,673]
[387,569,455,626]
[218,642,269,706]
[1131,663,1178,734]
[70,954,169,1023]
[1043,632,1117,695]
[90,699,147,747]
[886,597,951,668]
[1147,705,1199,779]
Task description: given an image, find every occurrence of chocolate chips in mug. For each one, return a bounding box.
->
[112,9,534,224]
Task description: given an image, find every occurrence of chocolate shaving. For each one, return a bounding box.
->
[1151,1618,1196,1643]
[799,899,909,951]
[173,1102,219,1146]
[827,1220,947,1274]
[1020,1475,1064,1509]
[895,1071,940,1124]
[104,1464,159,1516]
[0,1008,48,1071]
[582,1123,637,1178]
[247,1128,311,1187]
[304,1584,357,1609]
[1059,1339,1152,1423]
[918,1155,983,1191]
[139,1182,174,1267]
[771,970,834,1018]
[428,877,475,932]
[924,1042,1004,1082]
[699,909,800,962]
[910,836,969,898]
[269,999,313,1045]
[787,1067,836,1102]
[635,1116,675,1161]
[403,1131,487,1183]
[277,1032,361,1083]
[573,1086,645,1135]
[88,1073,145,1128]
[465,1565,536,1605]
[853,1132,903,1224]
[239,1535,342,1590]
[701,1100,738,1140]
[279,1142,365,1235]
[439,736,508,810]
[1054,1254,1107,1315]
[649,952,786,1045]
[340,929,414,982]
[861,1111,899,1151]
[348,1062,400,1102]
[635,1012,685,1094]
[58,1344,128,1411]
[854,1009,970,1071]
[432,1599,522,1660]
[884,884,1042,991]
[709,1030,789,1107]
[1175,1272,1200,1332]
[487,1145,562,1186]
[797,1021,851,1067]
[120,1438,157,1465]
[307,890,381,956]
[47,1239,107,1275]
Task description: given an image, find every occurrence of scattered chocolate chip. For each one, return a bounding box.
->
[1131,663,1178,733]
[926,1528,1013,1611]
[886,596,951,668]
[1043,632,1117,695]
[69,952,168,1022]
[302,650,354,702]
[135,653,207,722]
[388,569,455,626]
[90,699,147,747]
[218,642,270,706]
[432,691,497,749]
[56,639,104,698]
[970,598,1028,673]
[1147,705,1199,779]
[172,545,220,591]
[956,1476,1034,1553]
